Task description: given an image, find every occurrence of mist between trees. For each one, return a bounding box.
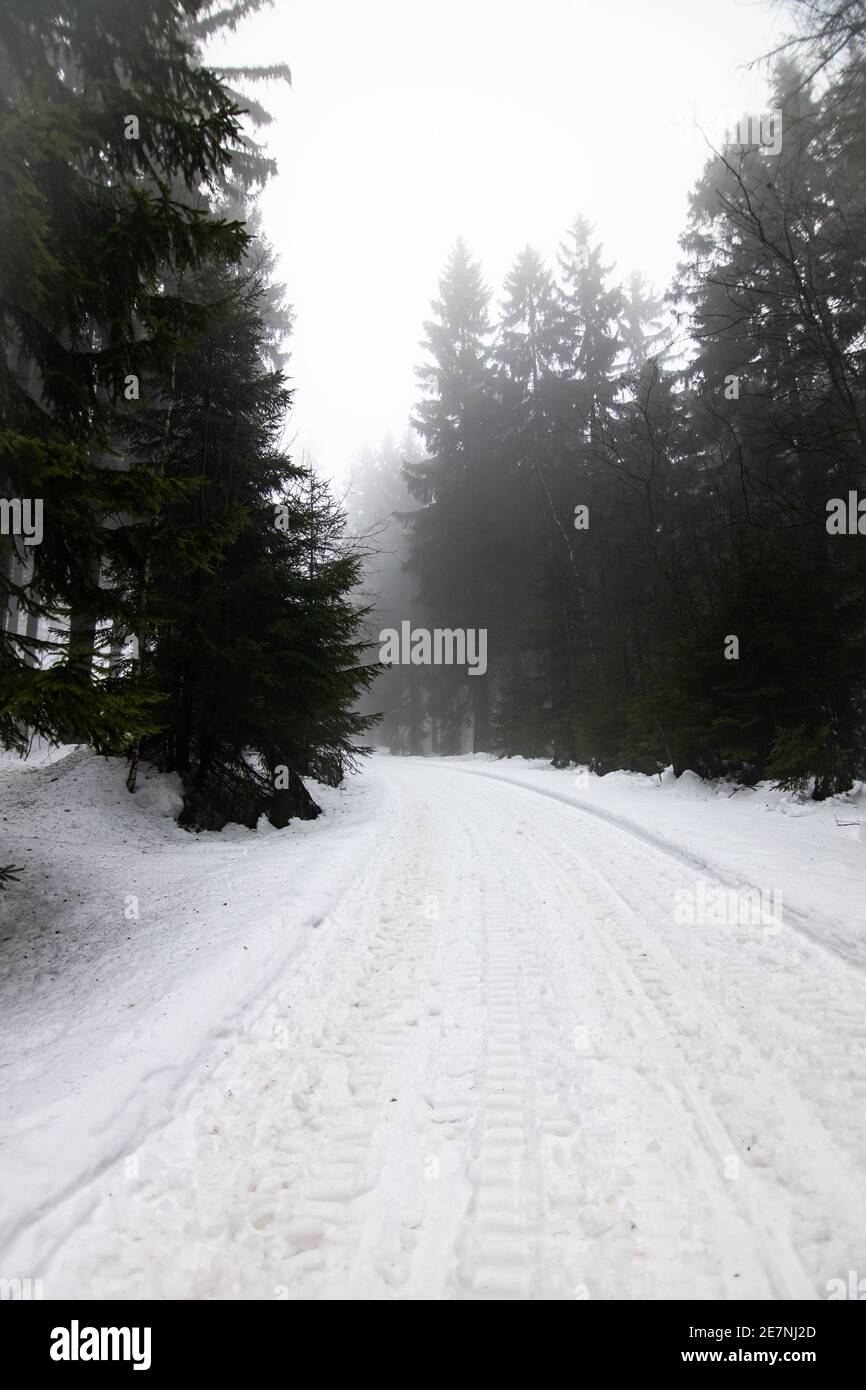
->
[348,3,866,801]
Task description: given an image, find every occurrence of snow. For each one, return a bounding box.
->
[0,748,386,1274]
[1,749,865,1299]
[445,756,866,964]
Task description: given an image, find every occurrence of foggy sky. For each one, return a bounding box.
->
[211,0,787,484]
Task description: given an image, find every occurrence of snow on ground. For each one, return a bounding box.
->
[444,756,866,965]
[1,750,864,1299]
[0,748,385,1276]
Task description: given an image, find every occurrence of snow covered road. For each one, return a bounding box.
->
[3,754,866,1299]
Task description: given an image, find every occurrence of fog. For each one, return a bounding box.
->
[210,0,786,483]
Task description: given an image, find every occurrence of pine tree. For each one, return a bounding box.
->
[0,0,248,750]
[346,433,426,755]
[667,60,866,791]
[492,245,576,757]
[557,215,623,434]
[127,259,376,828]
[407,239,500,752]
[620,271,669,374]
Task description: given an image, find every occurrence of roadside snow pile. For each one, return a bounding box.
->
[0,748,386,1266]
[436,751,865,826]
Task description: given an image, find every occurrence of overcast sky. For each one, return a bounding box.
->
[212,0,789,483]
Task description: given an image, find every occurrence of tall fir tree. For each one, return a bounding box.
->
[406,239,500,752]
[0,0,248,750]
[127,259,376,827]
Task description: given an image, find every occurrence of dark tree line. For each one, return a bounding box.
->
[0,0,375,847]
[353,1,866,797]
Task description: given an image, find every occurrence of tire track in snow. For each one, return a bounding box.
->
[25,759,866,1299]
[442,781,783,1299]
[469,773,866,1297]
[440,762,866,969]
[510,811,814,1297]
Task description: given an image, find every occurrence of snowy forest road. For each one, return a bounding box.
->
[17,756,866,1300]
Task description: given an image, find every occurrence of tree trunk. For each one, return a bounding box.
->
[472,673,490,752]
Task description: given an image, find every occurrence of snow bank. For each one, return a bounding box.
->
[0,749,387,1263]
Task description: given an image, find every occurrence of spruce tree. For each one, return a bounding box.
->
[407,239,500,752]
[127,259,376,828]
[0,0,248,750]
